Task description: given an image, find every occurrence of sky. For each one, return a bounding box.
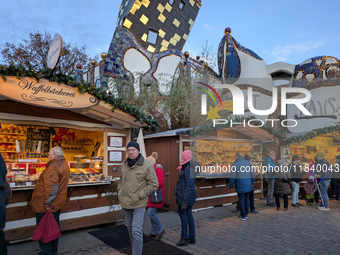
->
[1,0,340,67]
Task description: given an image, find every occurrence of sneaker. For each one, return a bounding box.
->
[296,202,304,206]
[154,230,165,241]
[315,202,320,207]
[149,233,157,238]
[250,210,259,214]
[284,208,289,211]
[318,206,330,211]
[189,238,196,244]
[292,203,299,207]
[276,207,280,211]
[238,216,247,221]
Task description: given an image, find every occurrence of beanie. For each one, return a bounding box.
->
[244,154,251,161]
[316,152,324,158]
[268,149,275,157]
[127,141,140,151]
[146,152,158,165]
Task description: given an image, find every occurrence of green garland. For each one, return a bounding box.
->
[0,62,161,132]
[186,115,340,146]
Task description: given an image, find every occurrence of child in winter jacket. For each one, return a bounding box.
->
[304,175,317,205]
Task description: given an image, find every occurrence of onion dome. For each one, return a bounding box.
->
[217,27,262,83]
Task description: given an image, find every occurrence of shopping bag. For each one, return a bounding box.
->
[32,209,61,243]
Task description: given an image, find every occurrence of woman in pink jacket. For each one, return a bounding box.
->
[145,152,165,241]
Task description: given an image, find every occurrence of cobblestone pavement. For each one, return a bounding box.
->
[162,199,340,255]
[9,199,340,255]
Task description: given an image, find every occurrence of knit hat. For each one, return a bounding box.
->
[244,154,251,161]
[268,149,275,157]
[127,141,140,151]
[146,152,158,165]
[316,152,324,158]
[292,155,301,161]
[308,175,314,181]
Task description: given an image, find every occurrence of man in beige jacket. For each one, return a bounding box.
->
[31,146,70,255]
[118,141,158,255]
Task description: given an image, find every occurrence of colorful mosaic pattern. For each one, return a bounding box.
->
[292,56,340,88]
[217,27,263,83]
[103,27,183,89]
[117,0,201,53]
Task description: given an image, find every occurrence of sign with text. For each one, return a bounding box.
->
[0,76,99,109]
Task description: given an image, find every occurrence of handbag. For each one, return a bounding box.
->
[150,189,163,204]
[32,209,62,243]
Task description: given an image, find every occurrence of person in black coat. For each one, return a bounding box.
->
[329,155,340,201]
[272,160,291,211]
[174,150,199,247]
[0,152,9,255]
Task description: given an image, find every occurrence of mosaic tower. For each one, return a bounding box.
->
[102,0,202,91]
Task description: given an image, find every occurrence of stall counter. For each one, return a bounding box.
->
[4,181,122,242]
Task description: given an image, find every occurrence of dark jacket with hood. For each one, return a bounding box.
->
[175,160,199,206]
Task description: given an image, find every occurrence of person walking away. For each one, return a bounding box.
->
[265,150,276,207]
[229,152,254,221]
[288,155,304,207]
[329,155,340,201]
[145,152,165,241]
[272,160,291,211]
[1,152,11,255]
[244,154,258,214]
[314,152,332,210]
[118,141,158,255]
[175,150,199,246]
[31,147,70,255]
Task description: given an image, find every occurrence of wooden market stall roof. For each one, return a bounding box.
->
[0,97,144,130]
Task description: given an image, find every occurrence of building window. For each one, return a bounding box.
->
[147,30,158,44]
[179,1,184,10]
[169,0,174,5]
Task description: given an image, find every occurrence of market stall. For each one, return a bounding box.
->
[0,76,145,242]
[144,126,273,212]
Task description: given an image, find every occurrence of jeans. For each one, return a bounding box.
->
[122,207,145,255]
[319,179,331,207]
[275,194,288,209]
[238,192,250,218]
[36,210,61,255]
[329,185,340,200]
[177,204,195,239]
[148,207,163,235]
[267,179,275,204]
[249,190,255,212]
[291,181,300,204]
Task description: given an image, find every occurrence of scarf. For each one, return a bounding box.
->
[127,153,141,167]
[177,150,191,171]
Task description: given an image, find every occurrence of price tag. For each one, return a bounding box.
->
[10,183,16,187]
[26,182,32,186]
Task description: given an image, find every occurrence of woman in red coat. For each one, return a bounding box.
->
[145,152,165,241]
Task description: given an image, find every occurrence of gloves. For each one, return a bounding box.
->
[181,200,188,210]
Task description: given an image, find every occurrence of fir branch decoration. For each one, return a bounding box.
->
[0,62,161,132]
